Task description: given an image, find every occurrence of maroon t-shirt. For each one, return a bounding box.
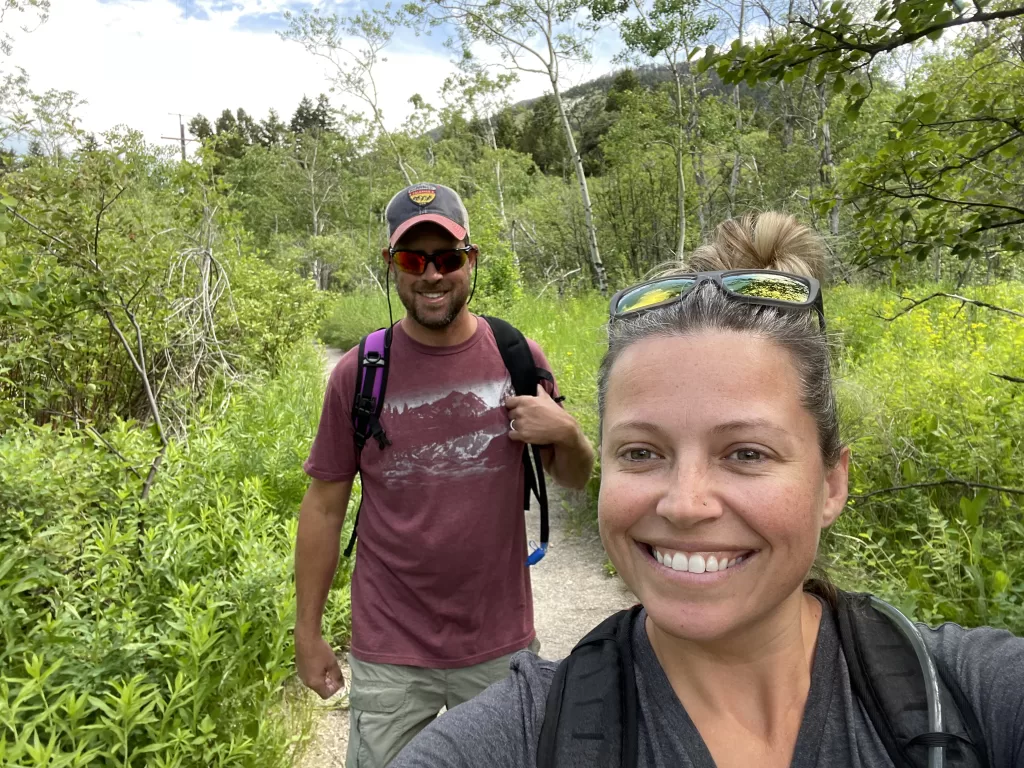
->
[304,317,559,668]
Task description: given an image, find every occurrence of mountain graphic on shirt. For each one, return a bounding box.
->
[381,382,517,482]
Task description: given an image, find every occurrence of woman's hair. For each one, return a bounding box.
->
[598,212,842,468]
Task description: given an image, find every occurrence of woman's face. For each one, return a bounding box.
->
[599,331,849,643]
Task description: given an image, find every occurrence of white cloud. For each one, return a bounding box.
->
[4,0,617,154]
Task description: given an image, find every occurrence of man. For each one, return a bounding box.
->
[295,182,595,768]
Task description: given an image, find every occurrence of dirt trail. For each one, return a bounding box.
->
[295,347,635,767]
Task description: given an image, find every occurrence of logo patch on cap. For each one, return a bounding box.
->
[408,185,437,206]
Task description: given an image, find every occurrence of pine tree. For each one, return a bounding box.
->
[259,109,288,147]
[290,96,317,134]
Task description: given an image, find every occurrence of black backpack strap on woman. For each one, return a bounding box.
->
[537,604,643,768]
[537,592,988,768]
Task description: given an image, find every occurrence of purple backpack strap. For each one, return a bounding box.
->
[345,327,392,558]
[351,328,392,452]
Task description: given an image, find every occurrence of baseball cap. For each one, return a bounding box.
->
[385,183,470,246]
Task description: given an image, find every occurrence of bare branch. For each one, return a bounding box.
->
[851,479,1024,501]
[990,372,1024,384]
[874,292,1024,322]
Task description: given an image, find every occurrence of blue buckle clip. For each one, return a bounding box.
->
[526,541,548,567]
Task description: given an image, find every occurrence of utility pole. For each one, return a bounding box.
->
[161,113,195,161]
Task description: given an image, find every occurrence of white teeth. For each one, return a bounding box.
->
[422,292,444,298]
[652,546,750,573]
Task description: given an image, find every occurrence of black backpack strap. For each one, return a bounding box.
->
[535,367,565,403]
[538,605,643,768]
[344,326,393,558]
[481,315,551,566]
[836,591,988,768]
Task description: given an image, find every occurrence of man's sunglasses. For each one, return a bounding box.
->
[609,270,825,330]
[389,246,475,276]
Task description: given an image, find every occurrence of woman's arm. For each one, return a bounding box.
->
[391,652,556,768]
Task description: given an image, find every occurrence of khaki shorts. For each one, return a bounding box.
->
[346,638,540,768]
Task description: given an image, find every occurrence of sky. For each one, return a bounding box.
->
[5,0,619,154]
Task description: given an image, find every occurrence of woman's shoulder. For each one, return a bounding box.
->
[919,618,1024,677]
[504,648,562,725]
[919,620,1024,766]
[390,650,561,768]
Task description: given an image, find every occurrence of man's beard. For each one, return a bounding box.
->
[396,280,470,329]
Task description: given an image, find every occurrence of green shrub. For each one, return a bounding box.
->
[826,284,1024,631]
[0,147,328,434]
[0,344,354,767]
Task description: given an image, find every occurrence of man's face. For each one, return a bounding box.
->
[385,224,476,330]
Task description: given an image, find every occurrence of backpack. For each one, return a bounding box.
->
[344,315,556,567]
[537,592,989,768]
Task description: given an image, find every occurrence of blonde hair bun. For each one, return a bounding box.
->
[687,212,826,281]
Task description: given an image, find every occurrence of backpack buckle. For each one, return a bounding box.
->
[353,394,377,417]
[369,421,391,450]
[362,350,385,367]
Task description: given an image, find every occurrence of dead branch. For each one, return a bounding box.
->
[102,307,168,500]
[875,292,1024,322]
[537,268,581,299]
[364,264,386,295]
[991,372,1024,384]
[850,479,1024,501]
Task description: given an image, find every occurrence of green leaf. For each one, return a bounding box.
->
[959,491,989,529]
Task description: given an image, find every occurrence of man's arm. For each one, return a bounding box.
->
[294,477,353,698]
[538,423,594,490]
[505,385,595,490]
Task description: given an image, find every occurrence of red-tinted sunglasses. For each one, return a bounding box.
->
[389,246,474,276]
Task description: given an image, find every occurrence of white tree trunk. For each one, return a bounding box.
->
[551,77,607,293]
[727,0,746,217]
[672,67,687,259]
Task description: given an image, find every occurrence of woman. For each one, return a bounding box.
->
[390,213,1024,768]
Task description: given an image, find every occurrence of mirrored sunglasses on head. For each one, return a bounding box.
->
[609,270,826,331]
[389,246,474,276]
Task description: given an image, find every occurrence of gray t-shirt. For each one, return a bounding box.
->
[391,606,1024,768]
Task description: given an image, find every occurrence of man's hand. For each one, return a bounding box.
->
[295,628,345,699]
[504,385,575,446]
